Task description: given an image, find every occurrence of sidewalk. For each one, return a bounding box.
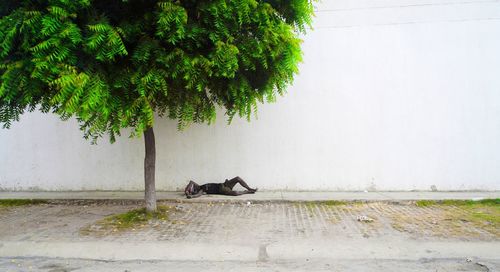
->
[1,191,499,271]
[1,191,498,202]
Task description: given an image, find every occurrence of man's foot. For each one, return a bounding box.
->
[247,188,258,194]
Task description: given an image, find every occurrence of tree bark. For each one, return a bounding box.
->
[144,127,157,212]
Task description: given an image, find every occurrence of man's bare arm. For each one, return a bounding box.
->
[184,180,200,197]
[187,189,204,199]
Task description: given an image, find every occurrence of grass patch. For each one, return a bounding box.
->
[81,205,171,235]
[415,200,436,207]
[416,198,499,207]
[318,200,349,206]
[302,200,348,213]
[101,205,170,230]
[411,198,499,237]
[0,199,48,207]
[471,211,499,224]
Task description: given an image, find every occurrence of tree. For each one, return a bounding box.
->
[0,0,315,212]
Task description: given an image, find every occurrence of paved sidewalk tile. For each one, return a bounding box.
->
[0,200,498,270]
[0,201,498,244]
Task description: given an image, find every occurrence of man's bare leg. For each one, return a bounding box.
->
[224,176,258,192]
[227,190,254,196]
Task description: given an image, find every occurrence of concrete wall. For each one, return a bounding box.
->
[1,0,500,191]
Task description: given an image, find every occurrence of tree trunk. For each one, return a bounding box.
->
[144,127,157,212]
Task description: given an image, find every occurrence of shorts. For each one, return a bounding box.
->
[201,183,232,195]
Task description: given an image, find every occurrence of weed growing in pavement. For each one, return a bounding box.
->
[404,199,500,237]
[416,199,499,207]
[80,205,171,235]
[0,199,48,207]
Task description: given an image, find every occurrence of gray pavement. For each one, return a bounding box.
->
[0,195,499,271]
[0,258,499,272]
[0,190,498,202]
[1,257,497,272]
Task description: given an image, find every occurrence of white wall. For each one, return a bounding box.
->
[1,0,500,191]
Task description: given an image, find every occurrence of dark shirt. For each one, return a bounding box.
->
[200,183,223,194]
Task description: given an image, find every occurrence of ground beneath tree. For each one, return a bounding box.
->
[0,200,498,271]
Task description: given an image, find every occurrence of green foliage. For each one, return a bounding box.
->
[0,0,315,142]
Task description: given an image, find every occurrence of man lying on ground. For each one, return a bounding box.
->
[184,176,258,199]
